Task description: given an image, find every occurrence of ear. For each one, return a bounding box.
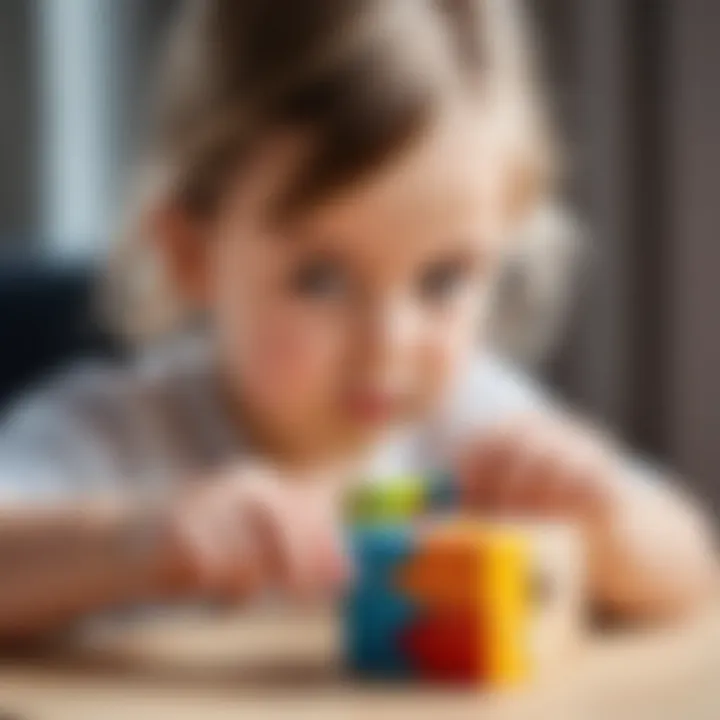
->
[148,202,211,310]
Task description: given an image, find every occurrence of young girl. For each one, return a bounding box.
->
[0,0,715,640]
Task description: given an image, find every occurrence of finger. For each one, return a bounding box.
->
[555,452,618,524]
[310,493,354,592]
[223,505,267,598]
[528,461,579,518]
[457,445,485,506]
[292,484,352,597]
[174,509,238,596]
[203,468,277,594]
[172,517,224,591]
[486,416,561,510]
[493,446,533,513]
[195,491,264,599]
[493,422,561,513]
[260,466,348,578]
[248,484,314,597]
[462,424,524,509]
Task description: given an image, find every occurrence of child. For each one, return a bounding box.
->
[0,0,715,640]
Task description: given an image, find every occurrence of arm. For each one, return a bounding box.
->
[0,377,193,640]
[452,357,718,621]
[0,504,174,642]
[0,467,350,643]
[589,468,718,621]
[458,417,719,622]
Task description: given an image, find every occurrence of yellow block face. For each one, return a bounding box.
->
[482,532,532,685]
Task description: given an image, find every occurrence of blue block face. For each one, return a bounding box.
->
[344,586,418,678]
[426,472,459,511]
[344,526,420,678]
[348,525,416,585]
[343,482,460,681]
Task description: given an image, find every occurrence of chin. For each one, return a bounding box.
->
[340,420,393,449]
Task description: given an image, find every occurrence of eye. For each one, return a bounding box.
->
[418,258,471,303]
[289,257,348,299]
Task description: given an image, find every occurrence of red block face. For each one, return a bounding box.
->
[400,609,488,683]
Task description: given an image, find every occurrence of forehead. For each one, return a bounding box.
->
[225,100,509,254]
[299,102,509,253]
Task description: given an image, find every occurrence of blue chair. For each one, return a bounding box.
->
[0,258,120,411]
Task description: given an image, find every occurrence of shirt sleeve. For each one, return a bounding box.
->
[0,350,242,506]
[0,395,96,504]
[0,366,172,505]
[429,354,664,487]
[441,355,550,436]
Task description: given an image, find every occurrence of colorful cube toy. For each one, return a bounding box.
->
[344,476,585,686]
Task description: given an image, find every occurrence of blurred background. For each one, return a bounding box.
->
[0,1,718,502]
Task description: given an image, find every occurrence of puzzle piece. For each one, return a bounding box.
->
[345,585,418,677]
[425,472,460,511]
[349,524,416,584]
[346,473,458,524]
[347,476,426,524]
[400,609,485,682]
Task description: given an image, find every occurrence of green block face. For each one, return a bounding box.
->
[347,477,426,524]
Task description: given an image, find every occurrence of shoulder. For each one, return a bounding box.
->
[383,355,553,473]
[0,339,230,502]
[0,360,132,501]
[448,354,551,426]
[422,354,552,461]
[1,360,134,441]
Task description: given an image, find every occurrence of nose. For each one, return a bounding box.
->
[358,294,421,385]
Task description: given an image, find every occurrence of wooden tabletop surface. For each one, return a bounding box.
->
[1,607,719,720]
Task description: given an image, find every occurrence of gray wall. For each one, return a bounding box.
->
[0,0,39,247]
[0,0,177,251]
[669,0,720,502]
[544,0,720,500]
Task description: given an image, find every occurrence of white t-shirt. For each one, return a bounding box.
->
[0,340,605,505]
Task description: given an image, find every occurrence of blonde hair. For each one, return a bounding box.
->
[107,0,558,343]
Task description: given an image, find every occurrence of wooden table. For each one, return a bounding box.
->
[1,607,720,720]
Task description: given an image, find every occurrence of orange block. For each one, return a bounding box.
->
[395,549,481,606]
[395,523,481,605]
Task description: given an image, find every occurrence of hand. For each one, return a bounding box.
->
[458,415,718,620]
[156,464,351,602]
[457,414,623,529]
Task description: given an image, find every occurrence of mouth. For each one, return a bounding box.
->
[343,389,404,425]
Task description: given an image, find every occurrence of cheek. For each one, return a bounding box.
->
[207,237,347,408]
[220,296,349,410]
[251,314,340,388]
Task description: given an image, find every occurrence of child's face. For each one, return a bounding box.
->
[173,104,512,460]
